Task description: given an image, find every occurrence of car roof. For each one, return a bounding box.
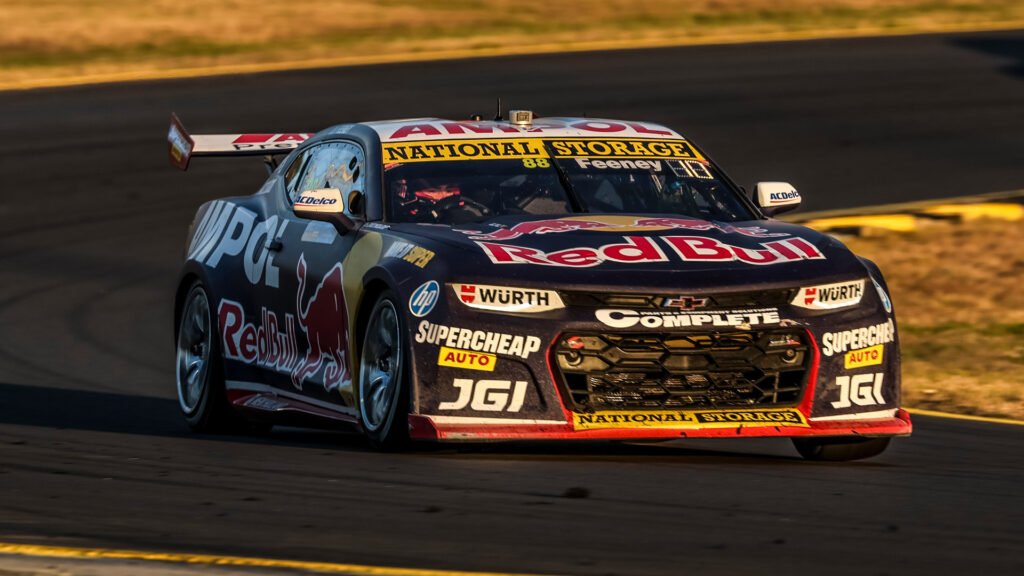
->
[355,117,686,142]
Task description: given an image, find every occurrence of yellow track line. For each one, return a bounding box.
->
[0,542,551,576]
[3,21,1024,92]
[906,408,1024,427]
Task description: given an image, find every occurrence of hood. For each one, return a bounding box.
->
[387,214,867,292]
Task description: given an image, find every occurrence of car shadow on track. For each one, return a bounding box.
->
[0,381,888,465]
[953,34,1024,80]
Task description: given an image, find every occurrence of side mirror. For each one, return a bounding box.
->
[754,182,801,217]
[294,188,356,232]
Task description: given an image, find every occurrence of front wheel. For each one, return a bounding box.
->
[792,437,891,461]
[358,292,410,450]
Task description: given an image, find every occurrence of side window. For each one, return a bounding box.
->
[290,142,365,217]
[283,150,310,199]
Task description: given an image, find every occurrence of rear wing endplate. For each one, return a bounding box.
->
[168,113,313,171]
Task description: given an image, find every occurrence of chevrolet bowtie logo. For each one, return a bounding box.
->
[662,296,708,310]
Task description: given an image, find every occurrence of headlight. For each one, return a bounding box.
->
[791,279,865,310]
[451,283,565,313]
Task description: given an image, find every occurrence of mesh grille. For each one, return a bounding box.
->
[553,330,810,411]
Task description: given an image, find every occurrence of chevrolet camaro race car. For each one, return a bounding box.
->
[169,110,911,461]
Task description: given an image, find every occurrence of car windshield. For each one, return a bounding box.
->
[383,139,755,224]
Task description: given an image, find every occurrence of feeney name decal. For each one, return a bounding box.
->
[477,235,824,267]
[821,319,895,356]
[596,308,780,329]
[832,373,885,409]
[573,409,807,430]
[844,344,884,369]
[382,139,546,163]
[415,321,542,359]
[465,217,788,241]
[547,139,701,160]
[437,346,497,372]
[438,379,526,412]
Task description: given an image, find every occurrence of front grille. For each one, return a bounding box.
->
[561,289,795,310]
[552,330,810,411]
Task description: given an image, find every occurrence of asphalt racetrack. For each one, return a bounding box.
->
[1,29,1023,575]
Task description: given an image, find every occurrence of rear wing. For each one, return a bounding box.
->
[168,113,313,171]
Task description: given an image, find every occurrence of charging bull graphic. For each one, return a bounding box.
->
[291,254,351,391]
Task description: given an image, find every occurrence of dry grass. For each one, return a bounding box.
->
[843,218,1024,419]
[2,1,1023,85]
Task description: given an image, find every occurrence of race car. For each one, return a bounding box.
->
[169,110,910,461]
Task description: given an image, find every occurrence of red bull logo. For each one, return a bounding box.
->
[462,216,788,241]
[217,254,352,392]
[291,255,351,391]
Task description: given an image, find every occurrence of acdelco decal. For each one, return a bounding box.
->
[476,235,823,267]
[572,408,807,431]
[792,279,865,310]
[437,346,497,372]
[596,308,780,329]
[415,320,542,359]
[821,320,896,357]
[547,138,701,160]
[452,283,565,313]
[382,139,546,163]
[844,344,884,369]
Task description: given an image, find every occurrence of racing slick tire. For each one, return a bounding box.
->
[358,290,411,450]
[176,280,256,433]
[792,437,891,461]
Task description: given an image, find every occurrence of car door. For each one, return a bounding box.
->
[262,140,367,412]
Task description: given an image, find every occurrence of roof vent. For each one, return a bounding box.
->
[508,110,534,126]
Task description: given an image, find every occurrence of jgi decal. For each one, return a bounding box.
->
[821,319,895,356]
[189,201,287,287]
[845,344,884,369]
[415,320,542,359]
[218,254,352,392]
[384,241,435,268]
[596,308,780,329]
[477,235,824,268]
[832,373,885,409]
[453,283,565,313]
[792,279,865,310]
[437,346,496,372]
[438,379,526,412]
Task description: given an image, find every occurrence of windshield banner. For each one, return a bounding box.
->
[383,138,547,163]
[547,138,703,160]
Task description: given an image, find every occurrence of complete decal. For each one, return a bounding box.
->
[596,308,781,329]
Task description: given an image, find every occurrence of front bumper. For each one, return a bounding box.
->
[409,409,912,441]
